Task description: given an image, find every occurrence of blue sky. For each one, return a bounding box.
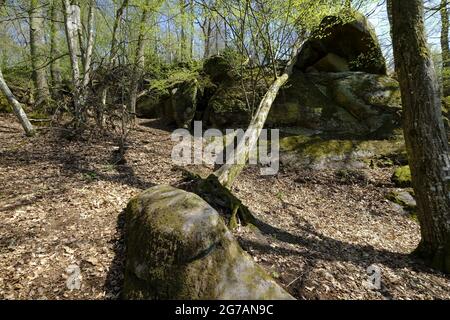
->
[364,0,445,68]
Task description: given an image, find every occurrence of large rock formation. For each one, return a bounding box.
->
[271,72,401,137]
[137,78,199,129]
[123,185,294,300]
[296,11,386,74]
[204,71,401,137]
[199,12,399,136]
[136,12,401,139]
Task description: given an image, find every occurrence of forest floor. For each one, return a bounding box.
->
[0,114,449,300]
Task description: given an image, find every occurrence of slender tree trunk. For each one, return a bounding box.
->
[49,0,62,94]
[129,0,150,124]
[214,41,304,188]
[29,0,50,107]
[441,0,450,97]
[62,0,82,123]
[203,17,212,58]
[179,0,187,61]
[189,0,194,59]
[0,68,35,136]
[104,0,129,86]
[82,0,95,89]
[99,0,129,124]
[391,0,450,273]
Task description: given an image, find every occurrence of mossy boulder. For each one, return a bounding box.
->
[170,78,198,129]
[386,190,416,212]
[205,84,254,128]
[330,72,402,136]
[279,133,406,170]
[268,72,338,129]
[136,78,199,128]
[205,71,401,136]
[203,55,235,83]
[391,165,412,188]
[269,72,401,137]
[296,11,386,74]
[136,92,169,119]
[123,185,294,300]
[203,49,247,84]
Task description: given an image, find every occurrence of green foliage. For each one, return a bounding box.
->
[391,165,412,188]
[149,65,200,97]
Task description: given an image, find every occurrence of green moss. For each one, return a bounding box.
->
[280,134,404,160]
[392,165,411,188]
[124,185,293,300]
[386,190,415,210]
[202,48,248,83]
[0,94,10,113]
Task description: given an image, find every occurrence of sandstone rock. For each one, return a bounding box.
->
[170,79,198,129]
[296,11,386,75]
[308,53,350,73]
[123,185,294,300]
[279,134,405,170]
[269,72,401,137]
[386,190,416,212]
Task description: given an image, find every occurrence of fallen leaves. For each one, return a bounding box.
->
[0,114,449,300]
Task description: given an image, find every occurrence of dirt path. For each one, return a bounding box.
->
[0,115,449,300]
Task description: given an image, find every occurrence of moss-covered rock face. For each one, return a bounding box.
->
[204,71,401,136]
[205,84,254,128]
[279,132,406,170]
[136,92,168,119]
[386,190,416,212]
[296,11,386,75]
[136,13,401,136]
[391,165,412,188]
[203,49,247,84]
[123,185,294,300]
[170,78,198,129]
[0,94,10,113]
[269,72,401,137]
[203,55,236,83]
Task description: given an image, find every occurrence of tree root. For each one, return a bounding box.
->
[178,168,257,229]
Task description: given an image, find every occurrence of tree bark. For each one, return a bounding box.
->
[441,0,450,97]
[100,0,129,103]
[0,68,35,136]
[82,0,95,89]
[62,0,82,123]
[214,41,304,188]
[179,0,187,61]
[29,0,50,107]
[391,0,450,273]
[49,0,62,93]
[129,0,150,124]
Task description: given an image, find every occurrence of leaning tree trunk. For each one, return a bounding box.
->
[0,68,35,136]
[441,0,450,97]
[390,0,450,273]
[129,0,150,124]
[29,0,50,107]
[186,41,305,228]
[214,41,304,189]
